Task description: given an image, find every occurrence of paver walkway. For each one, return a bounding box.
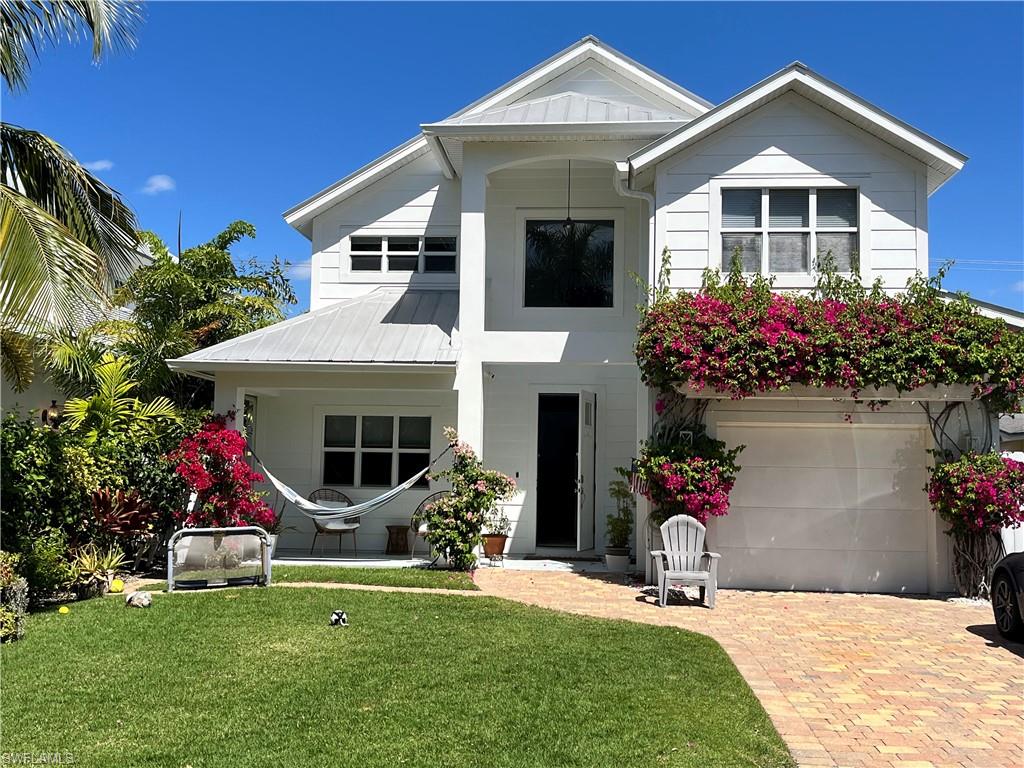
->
[475,569,1024,768]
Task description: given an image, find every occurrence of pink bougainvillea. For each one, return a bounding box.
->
[167,415,275,529]
[927,452,1024,535]
[636,267,1024,412]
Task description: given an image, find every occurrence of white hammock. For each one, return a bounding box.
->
[248,443,449,522]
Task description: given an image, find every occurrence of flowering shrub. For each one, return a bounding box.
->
[422,427,516,570]
[634,429,743,527]
[927,453,1024,535]
[926,452,1024,597]
[167,415,275,529]
[636,260,1024,412]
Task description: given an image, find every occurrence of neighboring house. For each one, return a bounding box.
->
[169,37,1017,593]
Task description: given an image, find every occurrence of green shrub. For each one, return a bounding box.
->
[0,551,29,642]
[23,529,74,605]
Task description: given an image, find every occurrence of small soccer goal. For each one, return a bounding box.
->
[167,527,272,592]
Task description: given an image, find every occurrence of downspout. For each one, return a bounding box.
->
[613,161,657,584]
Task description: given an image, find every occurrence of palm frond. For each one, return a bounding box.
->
[1,123,139,291]
[0,184,103,331]
[43,329,106,396]
[0,0,143,91]
[0,324,35,391]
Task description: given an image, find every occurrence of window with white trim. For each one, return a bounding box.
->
[721,188,858,274]
[349,235,457,274]
[322,415,431,488]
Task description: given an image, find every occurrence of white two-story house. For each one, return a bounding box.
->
[171,36,986,593]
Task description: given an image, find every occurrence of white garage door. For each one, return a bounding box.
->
[709,422,931,593]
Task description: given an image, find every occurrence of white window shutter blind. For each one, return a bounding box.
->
[722,189,761,228]
[769,189,809,227]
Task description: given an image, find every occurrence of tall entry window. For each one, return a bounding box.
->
[524,220,614,307]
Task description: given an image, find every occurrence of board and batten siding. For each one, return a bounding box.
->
[655,93,927,292]
[309,152,462,308]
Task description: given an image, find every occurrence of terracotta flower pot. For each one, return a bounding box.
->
[481,534,508,558]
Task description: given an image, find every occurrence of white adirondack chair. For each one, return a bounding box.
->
[651,515,720,609]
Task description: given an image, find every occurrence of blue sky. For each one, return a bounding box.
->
[6,1,1022,312]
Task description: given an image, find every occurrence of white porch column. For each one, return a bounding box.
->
[637,380,654,583]
[456,145,487,454]
[212,374,246,434]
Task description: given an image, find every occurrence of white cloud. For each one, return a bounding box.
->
[287,257,313,280]
[141,174,176,195]
[1014,280,1024,294]
[83,159,113,172]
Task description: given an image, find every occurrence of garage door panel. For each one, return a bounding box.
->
[710,507,926,552]
[729,466,929,510]
[714,547,929,593]
[707,421,931,593]
[717,425,924,469]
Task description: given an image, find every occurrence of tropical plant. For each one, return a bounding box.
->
[0,551,28,642]
[636,254,1024,413]
[423,427,517,570]
[22,528,75,605]
[1,1,143,385]
[61,353,178,443]
[607,469,634,549]
[70,544,125,599]
[634,427,744,528]
[167,415,275,529]
[46,224,297,403]
[927,452,1024,598]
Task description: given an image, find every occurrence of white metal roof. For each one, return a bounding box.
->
[168,288,459,369]
[434,91,687,126]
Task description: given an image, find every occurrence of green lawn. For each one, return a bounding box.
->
[1,588,793,768]
[271,565,478,590]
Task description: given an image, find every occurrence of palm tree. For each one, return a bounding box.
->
[1,1,144,385]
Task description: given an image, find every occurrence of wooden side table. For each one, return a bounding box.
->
[385,524,410,555]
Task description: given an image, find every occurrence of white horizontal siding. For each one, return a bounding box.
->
[656,93,928,292]
[310,153,461,309]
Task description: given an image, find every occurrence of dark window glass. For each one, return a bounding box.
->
[387,255,419,271]
[350,237,382,251]
[351,255,382,271]
[323,452,354,486]
[721,234,761,272]
[361,416,393,448]
[817,189,858,228]
[524,220,614,308]
[360,452,393,487]
[769,189,809,228]
[324,415,356,448]
[424,237,456,252]
[399,416,431,449]
[398,453,430,489]
[424,254,456,273]
[387,236,419,251]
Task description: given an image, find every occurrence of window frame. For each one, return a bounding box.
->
[513,207,625,319]
[712,178,867,286]
[315,410,433,491]
[344,234,458,276]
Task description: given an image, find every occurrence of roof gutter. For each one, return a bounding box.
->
[613,161,657,306]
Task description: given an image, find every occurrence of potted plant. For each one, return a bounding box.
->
[605,471,634,572]
[482,508,512,558]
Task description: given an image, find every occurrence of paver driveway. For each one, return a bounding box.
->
[475,569,1024,768]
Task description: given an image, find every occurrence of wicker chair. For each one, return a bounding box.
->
[307,488,358,557]
[410,491,448,560]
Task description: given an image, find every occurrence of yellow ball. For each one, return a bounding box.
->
[58,606,70,614]
[110,578,125,594]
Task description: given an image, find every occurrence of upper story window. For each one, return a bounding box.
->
[721,188,858,274]
[524,220,614,308]
[349,235,457,274]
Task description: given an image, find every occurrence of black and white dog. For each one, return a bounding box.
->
[329,610,349,627]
